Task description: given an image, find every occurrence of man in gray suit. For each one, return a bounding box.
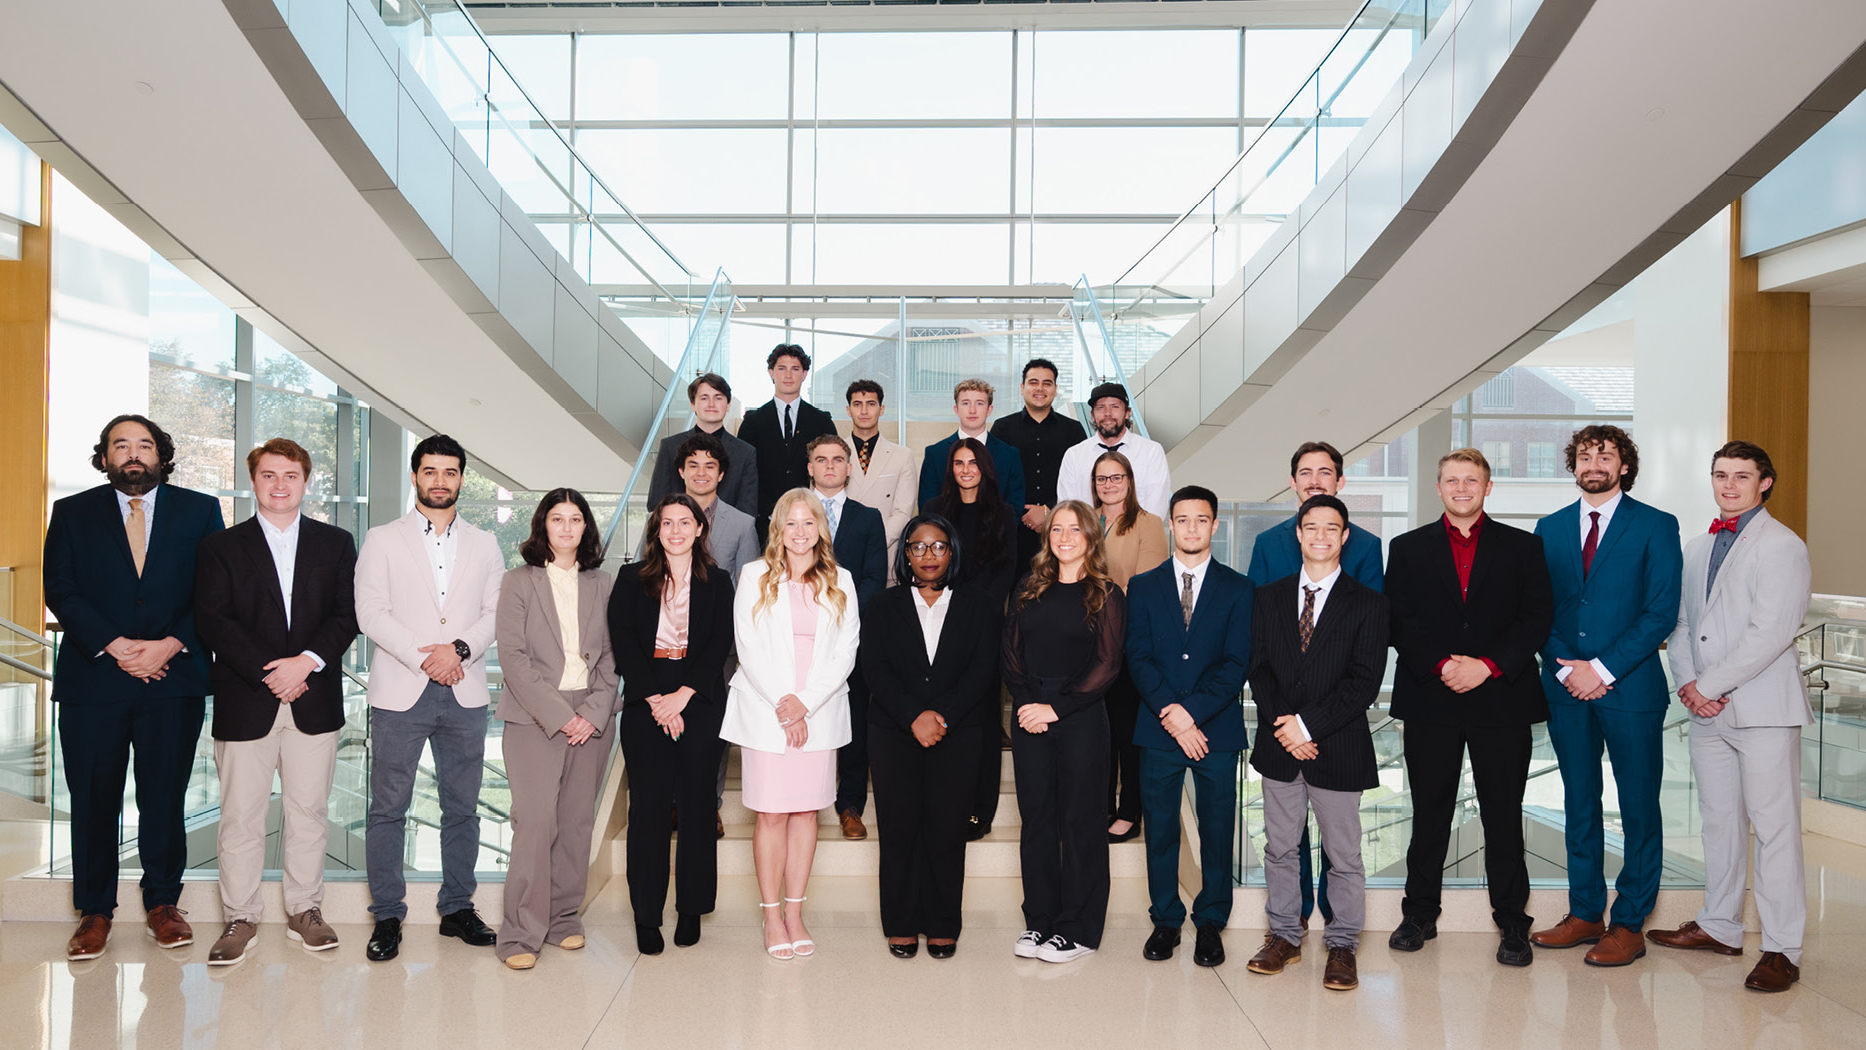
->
[673,433,760,581]
[1648,440,1811,993]
[646,373,759,518]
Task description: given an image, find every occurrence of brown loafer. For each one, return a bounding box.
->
[1246,934,1301,975]
[1529,913,1605,949]
[839,810,868,841]
[1583,925,1646,967]
[1744,951,1799,992]
[145,905,193,948]
[67,914,111,961]
[1322,946,1358,990]
[1646,920,1742,956]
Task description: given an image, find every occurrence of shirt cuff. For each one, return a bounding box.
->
[1435,657,1451,676]
[1294,715,1312,743]
[302,650,326,672]
[1555,664,1571,683]
[1590,658,1615,686]
[1480,657,1501,679]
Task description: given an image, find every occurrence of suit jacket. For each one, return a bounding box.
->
[1247,574,1388,791]
[707,498,761,581]
[1248,513,1385,591]
[1386,516,1554,727]
[354,509,504,711]
[645,425,759,519]
[1126,559,1253,753]
[1103,511,1169,590]
[609,562,735,717]
[859,584,1004,732]
[828,495,888,611]
[846,435,918,583]
[1669,507,1812,728]
[1535,495,1682,714]
[738,398,839,522]
[495,565,620,735]
[722,562,861,752]
[916,432,1026,514]
[44,483,225,701]
[194,515,359,740]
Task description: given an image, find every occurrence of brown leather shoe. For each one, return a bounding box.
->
[1246,934,1301,975]
[1744,951,1800,992]
[1529,913,1605,949]
[839,810,868,841]
[1583,925,1646,967]
[1322,946,1358,990]
[145,905,193,948]
[67,914,111,961]
[1646,920,1742,956]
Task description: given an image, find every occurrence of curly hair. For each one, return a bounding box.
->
[751,488,848,623]
[1014,500,1115,626]
[91,414,177,482]
[1564,424,1640,492]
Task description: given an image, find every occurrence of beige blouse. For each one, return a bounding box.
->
[654,565,692,650]
[545,563,589,690]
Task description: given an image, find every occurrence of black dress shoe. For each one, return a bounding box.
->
[1108,821,1142,844]
[1143,926,1181,961]
[965,818,989,842]
[439,908,496,947]
[1193,925,1226,967]
[674,914,702,947]
[366,918,402,962]
[1497,927,1534,967]
[926,940,956,960]
[889,939,919,959]
[637,923,665,955]
[1388,916,1437,953]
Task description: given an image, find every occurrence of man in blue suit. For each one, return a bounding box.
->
[808,435,889,840]
[44,414,225,960]
[1529,426,1682,967]
[1245,440,1384,928]
[1127,485,1254,968]
[917,378,1025,513]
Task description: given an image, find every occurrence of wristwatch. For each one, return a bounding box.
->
[452,639,470,661]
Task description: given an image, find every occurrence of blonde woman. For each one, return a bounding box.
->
[721,489,860,960]
[1092,449,1168,844]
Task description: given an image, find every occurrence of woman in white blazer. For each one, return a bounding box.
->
[722,488,860,960]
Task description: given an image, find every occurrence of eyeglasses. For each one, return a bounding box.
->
[1094,473,1128,485]
[906,541,952,556]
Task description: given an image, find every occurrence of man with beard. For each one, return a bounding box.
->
[1056,384,1169,519]
[1529,426,1681,966]
[45,414,224,960]
[353,434,505,961]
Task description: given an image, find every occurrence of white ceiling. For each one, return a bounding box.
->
[463,0,1361,33]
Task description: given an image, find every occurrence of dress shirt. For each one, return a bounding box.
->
[653,565,692,652]
[116,484,159,547]
[1706,505,1763,598]
[699,496,718,526]
[1172,554,1211,613]
[545,562,589,690]
[991,408,1085,506]
[813,488,846,538]
[1290,563,1343,742]
[911,585,954,665]
[1553,491,1625,690]
[1056,431,1171,518]
[257,511,326,671]
[423,512,460,608]
[1438,515,1501,680]
[852,432,879,472]
[775,394,801,437]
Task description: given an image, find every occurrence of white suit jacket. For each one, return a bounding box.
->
[722,560,859,753]
[1668,506,1812,728]
[846,436,918,582]
[355,509,505,710]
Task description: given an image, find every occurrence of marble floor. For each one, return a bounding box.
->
[5,839,1866,1050]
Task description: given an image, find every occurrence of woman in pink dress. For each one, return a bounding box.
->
[720,489,860,960]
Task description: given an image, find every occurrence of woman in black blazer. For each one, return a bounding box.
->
[924,438,1018,600]
[859,514,1004,960]
[609,494,735,955]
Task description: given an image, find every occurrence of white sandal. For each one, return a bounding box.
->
[785,896,814,957]
[760,902,794,960]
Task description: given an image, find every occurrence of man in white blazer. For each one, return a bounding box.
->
[1647,440,1812,993]
[354,435,506,962]
[843,380,917,583]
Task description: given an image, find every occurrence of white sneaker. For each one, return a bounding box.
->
[1036,934,1095,963]
[1013,930,1045,958]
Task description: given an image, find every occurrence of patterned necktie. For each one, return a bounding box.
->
[1180,572,1195,628]
[857,438,872,473]
[126,497,147,577]
[1299,585,1318,653]
[825,496,840,537]
[1582,510,1600,579]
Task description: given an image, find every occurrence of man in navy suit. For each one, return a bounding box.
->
[1246,439,1384,928]
[1127,485,1254,969]
[917,378,1026,513]
[808,435,888,840]
[1529,426,1681,966]
[44,414,225,960]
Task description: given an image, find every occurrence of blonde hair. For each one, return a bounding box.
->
[953,378,994,404]
[1437,446,1492,481]
[1014,500,1116,624]
[752,488,849,622]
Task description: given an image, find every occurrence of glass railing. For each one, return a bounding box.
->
[1096,0,1447,368]
[1798,617,1866,809]
[1069,275,1149,439]
[0,615,52,807]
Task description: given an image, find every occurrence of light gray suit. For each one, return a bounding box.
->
[707,499,761,581]
[1668,506,1811,961]
[846,435,917,583]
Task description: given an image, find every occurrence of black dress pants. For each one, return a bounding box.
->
[835,669,871,817]
[620,692,724,925]
[1399,720,1533,932]
[970,678,1005,828]
[870,720,982,939]
[1104,669,1143,825]
[1012,704,1111,948]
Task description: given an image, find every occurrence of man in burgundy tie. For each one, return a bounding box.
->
[1528,426,1682,966]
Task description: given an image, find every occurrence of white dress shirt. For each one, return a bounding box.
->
[257,511,325,670]
[1292,563,1343,743]
[912,585,954,665]
[1056,431,1172,518]
[775,393,802,436]
[116,484,159,546]
[424,513,460,607]
[1555,490,1623,688]
[1172,554,1211,614]
[813,488,846,539]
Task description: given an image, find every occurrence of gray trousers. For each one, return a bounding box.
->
[367,681,488,920]
[497,712,612,959]
[1689,716,1805,962]
[1262,772,1365,950]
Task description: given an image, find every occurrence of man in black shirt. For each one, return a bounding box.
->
[989,358,1087,577]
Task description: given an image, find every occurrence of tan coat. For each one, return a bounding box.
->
[1101,509,1169,591]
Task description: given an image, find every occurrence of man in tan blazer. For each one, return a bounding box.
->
[843,380,917,583]
[1648,440,1812,993]
[354,435,505,962]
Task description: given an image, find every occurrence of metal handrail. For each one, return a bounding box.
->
[0,615,54,649]
[0,651,51,681]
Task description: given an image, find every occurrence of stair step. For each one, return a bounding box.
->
[609,824,1148,879]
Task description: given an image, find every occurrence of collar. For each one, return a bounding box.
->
[545,561,578,579]
[1442,511,1487,542]
[1300,564,1343,592]
[257,512,302,540]
[1096,432,1129,449]
[1172,555,1211,585]
[408,508,458,536]
[774,394,802,411]
[813,489,844,505]
[958,426,990,443]
[1716,505,1764,535]
[115,484,160,511]
[1580,489,1623,520]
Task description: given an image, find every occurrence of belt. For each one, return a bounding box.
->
[652,646,688,659]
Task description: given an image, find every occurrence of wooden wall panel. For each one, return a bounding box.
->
[0,164,50,632]
[1728,202,1811,538]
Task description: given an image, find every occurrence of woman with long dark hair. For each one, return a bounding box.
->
[494,489,618,970]
[1003,500,1127,964]
[610,493,736,954]
[1092,449,1168,844]
[925,438,1017,600]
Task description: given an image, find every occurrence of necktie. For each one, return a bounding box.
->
[126,497,147,577]
[1708,517,1740,534]
[783,403,794,442]
[1100,442,1123,452]
[1299,585,1317,653]
[1581,510,1600,579]
[825,497,840,537]
[857,438,872,473]
[1180,572,1195,628]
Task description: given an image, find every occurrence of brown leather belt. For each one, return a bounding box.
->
[652,647,688,659]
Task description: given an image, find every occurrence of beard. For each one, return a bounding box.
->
[106,460,158,496]
[1576,473,1617,494]
[1095,418,1125,440]
[417,488,459,510]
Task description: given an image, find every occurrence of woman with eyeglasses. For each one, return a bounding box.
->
[858,514,1005,960]
[1092,449,1168,844]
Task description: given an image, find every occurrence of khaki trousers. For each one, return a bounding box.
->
[213,704,339,922]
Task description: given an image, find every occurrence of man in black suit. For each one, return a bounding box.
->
[644,371,759,518]
[1385,447,1554,967]
[807,435,888,839]
[43,414,225,960]
[1245,495,1388,991]
[193,438,359,964]
[738,344,839,534]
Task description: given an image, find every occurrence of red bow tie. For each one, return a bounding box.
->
[1708,517,1740,535]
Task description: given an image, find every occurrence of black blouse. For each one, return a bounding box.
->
[1001,578,1127,720]
[932,496,1017,599]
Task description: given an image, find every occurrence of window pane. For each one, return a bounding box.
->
[490,34,572,121]
[254,328,338,399]
[647,224,789,285]
[578,129,787,213]
[816,129,1009,214]
[149,364,235,496]
[255,391,340,500]
[1030,222,1172,285]
[150,256,236,371]
[1245,29,1338,119]
[807,224,1007,284]
[1033,31,1239,119]
[815,33,1011,120]
[575,34,790,120]
[1032,127,1239,213]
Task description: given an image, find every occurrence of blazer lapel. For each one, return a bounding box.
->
[578,568,601,647]
[99,489,139,575]
[1706,509,1771,613]
[1464,523,1498,601]
[1585,499,1633,583]
[241,519,289,624]
[1552,502,1584,584]
[399,519,444,617]
[532,567,565,643]
[1302,577,1349,657]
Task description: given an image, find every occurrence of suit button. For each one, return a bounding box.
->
[440,617,447,624]
[1579,631,1587,638]
[1701,635,1708,642]
[135,599,144,606]
[1182,654,1190,660]
[1581,599,1588,605]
